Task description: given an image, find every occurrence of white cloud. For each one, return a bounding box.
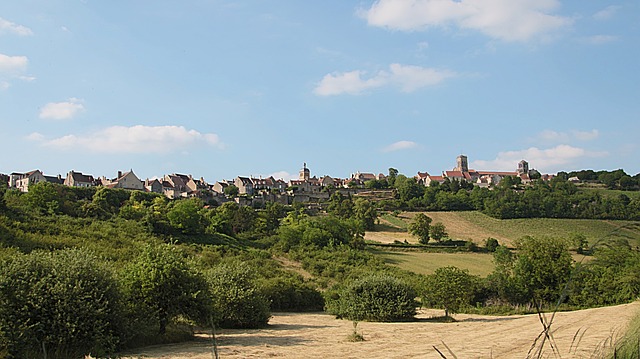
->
[536,129,599,143]
[39,98,85,120]
[25,132,45,141]
[0,17,33,36]
[573,129,599,141]
[593,5,620,21]
[314,63,456,96]
[471,145,608,172]
[42,125,224,154]
[0,53,32,89]
[0,53,28,73]
[382,140,419,153]
[360,0,572,42]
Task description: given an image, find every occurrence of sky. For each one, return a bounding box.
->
[1,1,639,183]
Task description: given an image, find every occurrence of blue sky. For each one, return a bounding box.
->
[1,1,638,182]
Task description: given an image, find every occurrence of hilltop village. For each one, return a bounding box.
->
[3,155,549,205]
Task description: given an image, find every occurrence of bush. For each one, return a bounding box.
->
[325,274,417,322]
[121,244,211,337]
[208,262,271,328]
[0,249,123,359]
[259,276,324,312]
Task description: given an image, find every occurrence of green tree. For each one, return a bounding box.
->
[25,181,61,215]
[425,266,475,318]
[223,184,239,198]
[387,168,398,187]
[408,213,432,244]
[166,198,207,234]
[513,236,573,304]
[327,192,354,218]
[353,198,377,231]
[395,176,425,201]
[430,222,448,242]
[207,262,271,328]
[121,244,210,335]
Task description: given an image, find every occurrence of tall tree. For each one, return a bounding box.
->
[353,198,377,231]
[408,213,432,244]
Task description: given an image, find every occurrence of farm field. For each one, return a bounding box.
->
[373,249,495,277]
[121,301,640,359]
[368,211,640,248]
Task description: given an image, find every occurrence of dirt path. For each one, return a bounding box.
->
[121,302,639,358]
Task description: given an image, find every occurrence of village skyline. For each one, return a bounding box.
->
[2,2,638,181]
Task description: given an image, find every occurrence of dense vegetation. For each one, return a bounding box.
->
[0,171,639,357]
[367,169,640,220]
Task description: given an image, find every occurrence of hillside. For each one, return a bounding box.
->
[366,211,640,248]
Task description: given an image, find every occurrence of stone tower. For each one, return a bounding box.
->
[299,163,310,181]
[517,160,529,174]
[455,155,469,172]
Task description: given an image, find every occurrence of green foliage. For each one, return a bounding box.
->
[209,202,257,235]
[513,236,573,303]
[276,215,362,252]
[0,249,123,358]
[207,262,271,328]
[24,181,63,215]
[568,239,640,307]
[167,198,207,234]
[223,184,239,198]
[430,222,448,242]
[485,238,499,252]
[259,275,324,312]
[424,266,476,317]
[325,274,417,322]
[353,198,378,231]
[121,244,211,335]
[408,213,432,244]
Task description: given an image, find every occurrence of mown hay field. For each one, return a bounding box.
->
[121,302,640,359]
[370,211,640,248]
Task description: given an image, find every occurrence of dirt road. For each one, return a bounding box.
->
[121,301,638,358]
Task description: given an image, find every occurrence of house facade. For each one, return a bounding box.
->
[64,170,96,187]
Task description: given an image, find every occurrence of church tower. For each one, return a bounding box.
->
[299,163,310,181]
[517,160,529,174]
[455,155,469,172]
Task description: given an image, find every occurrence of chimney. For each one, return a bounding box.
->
[117,171,122,178]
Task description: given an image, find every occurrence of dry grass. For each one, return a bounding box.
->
[371,211,640,248]
[120,302,640,358]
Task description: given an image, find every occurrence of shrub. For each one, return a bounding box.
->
[485,237,499,252]
[120,244,211,336]
[0,249,123,359]
[208,262,271,328]
[325,274,417,322]
[259,276,324,312]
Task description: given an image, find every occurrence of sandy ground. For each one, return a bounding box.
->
[121,301,639,359]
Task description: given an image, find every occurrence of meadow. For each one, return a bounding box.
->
[371,211,640,247]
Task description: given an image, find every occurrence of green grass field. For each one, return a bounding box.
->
[372,249,495,277]
[380,211,640,247]
[369,210,640,277]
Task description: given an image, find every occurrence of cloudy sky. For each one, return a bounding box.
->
[1,1,638,182]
